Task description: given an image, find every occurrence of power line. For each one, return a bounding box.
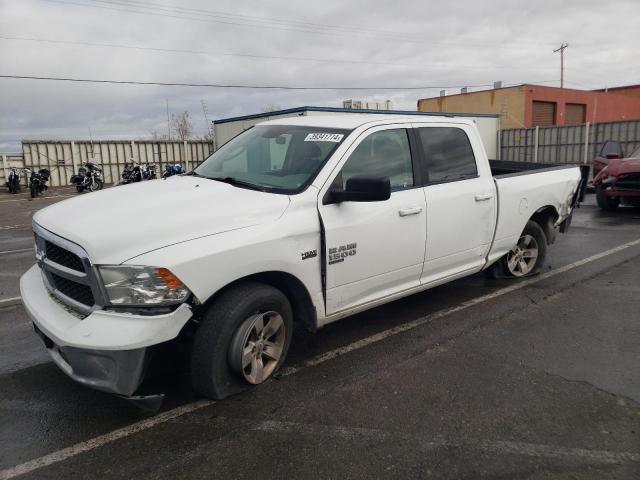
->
[0,74,560,91]
[41,0,552,49]
[0,35,557,71]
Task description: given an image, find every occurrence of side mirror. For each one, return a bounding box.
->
[605,153,621,159]
[324,175,391,204]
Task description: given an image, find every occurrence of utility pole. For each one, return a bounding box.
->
[553,42,569,88]
[165,98,171,140]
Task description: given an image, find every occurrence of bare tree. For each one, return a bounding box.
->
[170,111,194,141]
[149,129,169,141]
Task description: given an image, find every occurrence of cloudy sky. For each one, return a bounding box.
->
[1,0,639,151]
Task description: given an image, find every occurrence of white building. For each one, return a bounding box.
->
[213,106,500,158]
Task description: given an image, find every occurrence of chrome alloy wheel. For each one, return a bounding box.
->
[229,311,286,385]
[507,234,539,277]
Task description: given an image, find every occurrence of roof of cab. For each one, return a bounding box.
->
[213,106,499,125]
[258,114,475,130]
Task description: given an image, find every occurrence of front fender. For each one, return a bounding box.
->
[125,209,325,317]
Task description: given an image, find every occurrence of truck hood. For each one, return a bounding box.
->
[598,157,640,178]
[33,176,290,264]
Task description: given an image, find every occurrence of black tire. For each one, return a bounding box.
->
[596,185,619,211]
[486,220,548,278]
[30,184,37,198]
[76,185,84,193]
[191,282,293,400]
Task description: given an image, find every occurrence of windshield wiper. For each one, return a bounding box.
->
[207,176,267,192]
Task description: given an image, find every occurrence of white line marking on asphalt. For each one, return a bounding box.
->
[0,194,74,204]
[0,248,32,256]
[1,237,639,479]
[0,400,214,480]
[0,297,21,308]
[0,225,28,231]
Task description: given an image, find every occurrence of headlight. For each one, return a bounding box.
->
[601,175,617,184]
[98,266,190,306]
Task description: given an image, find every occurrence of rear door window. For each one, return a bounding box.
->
[416,127,478,183]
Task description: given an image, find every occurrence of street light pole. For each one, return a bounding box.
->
[553,43,569,88]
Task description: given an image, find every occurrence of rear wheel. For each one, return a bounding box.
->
[487,220,547,278]
[596,185,619,211]
[191,282,293,399]
[76,185,84,193]
[30,184,37,198]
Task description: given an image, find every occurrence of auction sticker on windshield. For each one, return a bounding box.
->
[304,133,344,142]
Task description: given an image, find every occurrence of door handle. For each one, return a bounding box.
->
[398,206,423,217]
[475,193,494,202]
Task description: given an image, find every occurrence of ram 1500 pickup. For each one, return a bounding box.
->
[20,115,585,401]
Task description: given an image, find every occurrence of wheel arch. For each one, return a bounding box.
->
[198,271,318,332]
[528,205,559,245]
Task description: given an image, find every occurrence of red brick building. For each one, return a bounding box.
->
[418,84,640,129]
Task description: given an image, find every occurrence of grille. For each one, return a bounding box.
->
[616,174,640,190]
[45,241,84,272]
[50,273,95,307]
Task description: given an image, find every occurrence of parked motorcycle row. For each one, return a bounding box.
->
[118,161,185,184]
[5,161,186,198]
[3,167,51,198]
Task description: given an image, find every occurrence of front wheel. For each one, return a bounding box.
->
[191,282,293,400]
[596,185,619,211]
[487,220,548,278]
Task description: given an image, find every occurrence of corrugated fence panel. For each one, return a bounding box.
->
[501,120,640,166]
[2,140,213,188]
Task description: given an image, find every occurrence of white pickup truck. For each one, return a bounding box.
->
[20,115,585,402]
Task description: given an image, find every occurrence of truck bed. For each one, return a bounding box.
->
[489,160,589,202]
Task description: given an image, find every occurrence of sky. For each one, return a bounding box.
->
[1,0,639,151]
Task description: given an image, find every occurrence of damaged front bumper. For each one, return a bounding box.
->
[33,324,150,396]
[20,265,193,397]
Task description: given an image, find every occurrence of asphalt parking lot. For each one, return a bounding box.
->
[0,187,639,479]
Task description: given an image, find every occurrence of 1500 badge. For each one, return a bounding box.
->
[328,243,357,264]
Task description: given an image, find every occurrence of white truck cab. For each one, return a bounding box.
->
[20,115,584,401]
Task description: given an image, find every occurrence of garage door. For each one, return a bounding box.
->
[532,101,556,126]
[565,103,586,125]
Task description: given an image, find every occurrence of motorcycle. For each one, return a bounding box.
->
[70,161,104,193]
[162,163,184,178]
[119,161,157,185]
[5,167,21,194]
[27,168,50,198]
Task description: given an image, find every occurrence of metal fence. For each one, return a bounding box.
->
[500,120,640,165]
[1,140,214,187]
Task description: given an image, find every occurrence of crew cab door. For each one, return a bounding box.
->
[318,125,427,315]
[413,124,497,284]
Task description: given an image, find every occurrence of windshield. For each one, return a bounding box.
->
[630,145,640,158]
[195,125,350,193]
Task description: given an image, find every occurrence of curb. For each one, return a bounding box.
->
[0,297,22,308]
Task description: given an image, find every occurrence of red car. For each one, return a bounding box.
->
[593,141,640,210]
